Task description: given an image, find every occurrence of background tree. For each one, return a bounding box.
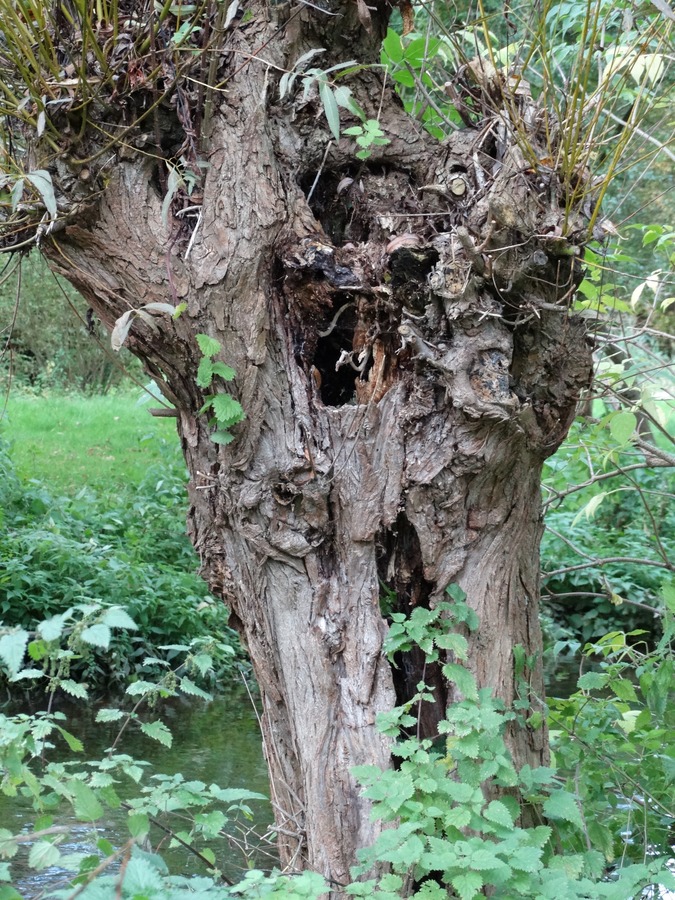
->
[0,0,671,888]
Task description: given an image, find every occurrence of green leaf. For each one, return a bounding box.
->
[435,632,468,659]
[609,410,637,445]
[71,780,104,821]
[451,872,484,900]
[25,169,57,218]
[0,631,29,677]
[60,679,89,699]
[127,813,150,838]
[28,840,61,871]
[442,663,478,700]
[319,80,341,141]
[56,726,84,752]
[510,845,544,872]
[210,361,236,381]
[0,886,22,900]
[38,613,69,642]
[210,393,245,427]
[576,671,609,691]
[100,607,138,631]
[197,356,214,388]
[212,429,235,445]
[483,800,514,828]
[543,790,584,828]
[81,623,111,649]
[201,847,216,866]
[140,719,173,748]
[382,28,404,63]
[96,708,125,723]
[196,333,222,358]
[179,676,212,700]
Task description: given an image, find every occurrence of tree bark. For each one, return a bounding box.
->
[24,0,595,887]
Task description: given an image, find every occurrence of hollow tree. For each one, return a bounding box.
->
[0,0,595,887]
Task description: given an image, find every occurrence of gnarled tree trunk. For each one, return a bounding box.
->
[23,0,593,887]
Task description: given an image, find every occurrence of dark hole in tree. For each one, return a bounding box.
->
[299,170,370,245]
[377,513,447,740]
[313,302,367,406]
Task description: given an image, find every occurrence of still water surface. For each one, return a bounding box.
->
[4,688,272,897]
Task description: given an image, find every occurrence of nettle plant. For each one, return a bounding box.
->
[0,604,268,897]
[349,587,675,900]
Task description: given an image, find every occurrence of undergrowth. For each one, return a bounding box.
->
[0,435,245,694]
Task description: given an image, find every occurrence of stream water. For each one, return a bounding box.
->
[3,687,272,898]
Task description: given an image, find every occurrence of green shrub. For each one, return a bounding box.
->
[0,438,246,692]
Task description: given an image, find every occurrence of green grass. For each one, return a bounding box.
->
[0,390,178,494]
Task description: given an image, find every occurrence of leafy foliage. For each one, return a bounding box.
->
[0,437,245,692]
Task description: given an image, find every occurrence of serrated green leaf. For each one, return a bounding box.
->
[510,844,544,872]
[60,679,89,699]
[197,356,214,388]
[128,813,150,838]
[210,393,245,427]
[80,623,111,649]
[201,847,216,865]
[576,671,609,691]
[435,632,468,659]
[71,780,104,821]
[28,840,61,871]
[100,607,138,631]
[451,871,484,900]
[38,613,69,642]
[96,708,125,723]
[483,799,514,828]
[210,361,236,381]
[0,631,29,677]
[196,333,221,358]
[179,676,212,700]
[543,790,584,828]
[140,719,173,748]
[56,726,84,753]
[442,663,478,700]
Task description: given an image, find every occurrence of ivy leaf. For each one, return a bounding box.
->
[196,333,222,358]
[543,790,584,828]
[140,719,173,748]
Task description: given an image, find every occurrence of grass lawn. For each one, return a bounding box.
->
[0,390,179,495]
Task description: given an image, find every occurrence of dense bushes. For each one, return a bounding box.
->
[0,437,246,693]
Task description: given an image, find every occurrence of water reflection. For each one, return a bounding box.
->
[3,688,273,897]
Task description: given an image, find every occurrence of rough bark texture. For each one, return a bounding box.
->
[24,0,595,887]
